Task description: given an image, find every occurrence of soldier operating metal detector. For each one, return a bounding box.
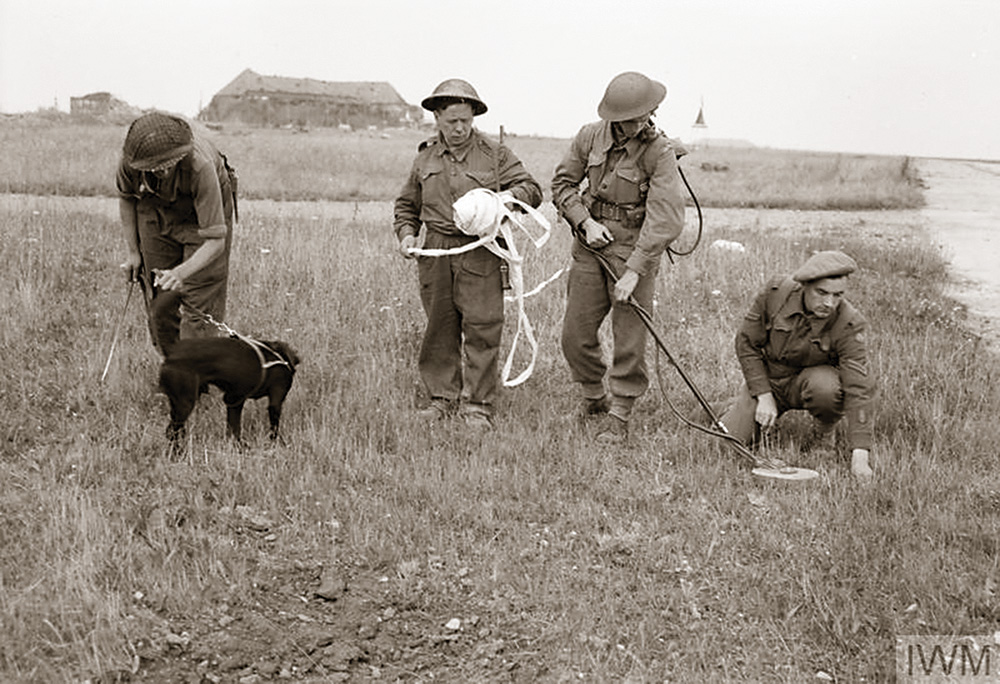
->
[576,236,819,482]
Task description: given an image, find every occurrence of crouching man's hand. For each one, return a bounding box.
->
[851,448,873,484]
[754,392,778,430]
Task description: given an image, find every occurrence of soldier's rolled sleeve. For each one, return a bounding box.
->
[625,144,686,276]
[393,162,423,241]
[499,147,543,209]
[735,285,775,397]
[837,319,875,450]
[551,128,592,230]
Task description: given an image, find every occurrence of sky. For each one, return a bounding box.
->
[2,0,998,159]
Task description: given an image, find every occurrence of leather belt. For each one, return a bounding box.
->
[589,199,630,222]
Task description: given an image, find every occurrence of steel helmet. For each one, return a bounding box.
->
[597,72,666,122]
[421,79,488,116]
[123,112,193,171]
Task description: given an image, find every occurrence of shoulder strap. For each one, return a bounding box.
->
[828,299,865,337]
[765,277,798,322]
[635,125,665,175]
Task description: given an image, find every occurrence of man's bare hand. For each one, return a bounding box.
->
[613,268,640,303]
[120,253,142,282]
[851,448,873,483]
[581,217,613,249]
[153,268,184,292]
[754,392,778,430]
[399,234,417,259]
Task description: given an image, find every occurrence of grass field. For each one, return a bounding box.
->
[0,115,923,210]
[1,120,996,683]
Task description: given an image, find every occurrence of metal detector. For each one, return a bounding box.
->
[576,237,818,482]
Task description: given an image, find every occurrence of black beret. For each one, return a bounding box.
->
[792,251,858,282]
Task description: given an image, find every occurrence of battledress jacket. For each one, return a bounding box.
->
[550,120,686,276]
[393,130,542,240]
[735,275,875,450]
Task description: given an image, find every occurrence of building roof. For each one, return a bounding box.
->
[216,68,409,105]
[74,92,114,101]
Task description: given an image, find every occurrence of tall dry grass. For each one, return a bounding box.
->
[1,182,997,681]
[0,117,923,210]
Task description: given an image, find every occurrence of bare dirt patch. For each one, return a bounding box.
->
[918,158,1000,349]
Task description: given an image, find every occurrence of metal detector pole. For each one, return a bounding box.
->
[574,235,771,469]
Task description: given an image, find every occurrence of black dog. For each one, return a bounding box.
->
[153,291,300,445]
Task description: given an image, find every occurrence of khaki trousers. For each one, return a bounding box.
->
[416,232,504,409]
[720,365,844,445]
[560,239,658,410]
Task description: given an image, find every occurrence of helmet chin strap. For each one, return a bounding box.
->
[611,116,653,143]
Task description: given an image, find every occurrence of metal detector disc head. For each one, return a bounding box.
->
[751,466,820,482]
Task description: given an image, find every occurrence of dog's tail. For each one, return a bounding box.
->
[151,290,184,357]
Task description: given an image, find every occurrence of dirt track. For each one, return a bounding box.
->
[918,158,1000,348]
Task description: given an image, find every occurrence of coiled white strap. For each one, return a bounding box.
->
[406,188,552,387]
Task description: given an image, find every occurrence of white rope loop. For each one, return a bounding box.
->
[406,188,552,387]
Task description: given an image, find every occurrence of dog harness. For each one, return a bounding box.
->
[181,303,293,404]
[236,335,293,400]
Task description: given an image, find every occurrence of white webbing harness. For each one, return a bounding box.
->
[405,188,555,387]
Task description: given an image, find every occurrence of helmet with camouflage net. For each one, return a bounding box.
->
[122,112,194,171]
[597,72,666,122]
[421,79,488,116]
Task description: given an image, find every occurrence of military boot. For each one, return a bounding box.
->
[582,395,610,417]
[415,398,452,422]
[595,412,629,445]
[460,403,494,432]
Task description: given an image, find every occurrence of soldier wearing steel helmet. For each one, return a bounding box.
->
[719,251,876,482]
[116,111,237,353]
[394,79,542,431]
[552,71,687,443]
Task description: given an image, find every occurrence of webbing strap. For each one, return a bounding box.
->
[406,189,556,387]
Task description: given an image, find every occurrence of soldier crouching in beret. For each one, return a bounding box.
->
[719,251,876,482]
